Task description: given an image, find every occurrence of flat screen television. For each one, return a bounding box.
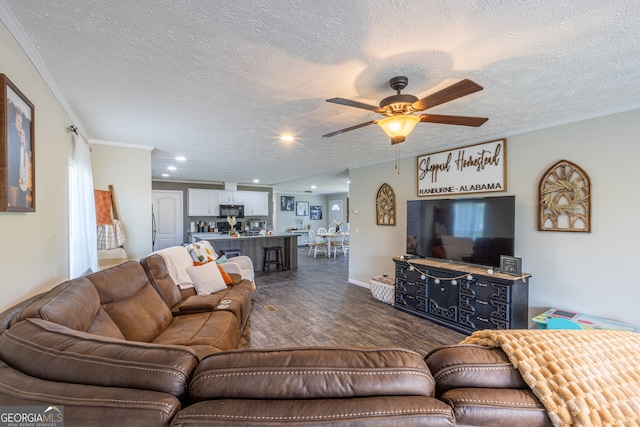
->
[406,195,515,268]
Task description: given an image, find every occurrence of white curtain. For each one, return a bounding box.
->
[69,133,98,277]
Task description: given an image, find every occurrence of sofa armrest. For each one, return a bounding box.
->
[226,255,253,271]
[176,294,223,312]
[0,360,181,427]
[221,256,254,284]
[425,344,527,396]
[441,388,552,427]
[0,318,198,398]
[190,347,435,402]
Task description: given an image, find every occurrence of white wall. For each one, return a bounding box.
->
[349,108,640,328]
[0,20,72,311]
[274,192,348,234]
[90,143,152,261]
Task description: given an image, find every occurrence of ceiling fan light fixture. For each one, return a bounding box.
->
[377,115,420,141]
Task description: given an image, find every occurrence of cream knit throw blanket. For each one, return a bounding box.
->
[462,329,640,427]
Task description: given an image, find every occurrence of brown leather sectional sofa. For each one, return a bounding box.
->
[0,254,552,426]
[0,257,457,426]
[0,258,254,426]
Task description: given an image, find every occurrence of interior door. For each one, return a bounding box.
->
[152,190,183,251]
[328,199,344,227]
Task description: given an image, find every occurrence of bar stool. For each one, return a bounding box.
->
[262,246,285,271]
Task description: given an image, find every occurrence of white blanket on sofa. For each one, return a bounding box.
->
[154,246,194,288]
[154,245,256,290]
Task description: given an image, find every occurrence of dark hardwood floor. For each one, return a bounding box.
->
[248,246,466,356]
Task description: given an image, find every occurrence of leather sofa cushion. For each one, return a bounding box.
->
[177,281,251,330]
[152,311,239,360]
[0,318,198,398]
[174,396,455,427]
[9,277,124,339]
[85,261,173,342]
[140,254,184,309]
[440,388,552,427]
[0,360,181,427]
[425,344,527,396]
[190,347,435,402]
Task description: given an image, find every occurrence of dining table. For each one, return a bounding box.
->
[318,232,348,257]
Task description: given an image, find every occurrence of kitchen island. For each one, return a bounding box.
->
[190,233,298,271]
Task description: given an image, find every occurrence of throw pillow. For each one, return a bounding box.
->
[215,255,228,264]
[186,262,228,295]
[217,264,233,285]
[186,241,218,264]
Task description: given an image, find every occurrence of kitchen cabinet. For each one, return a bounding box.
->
[187,189,218,216]
[188,189,269,217]
[217,191,246,204]
[394,257,529,334]
[245,191,269,216]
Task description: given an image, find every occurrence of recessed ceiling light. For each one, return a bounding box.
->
[168,166,177,171]
[280,135,294,142]
[175,156,186,161]
[253,179,260,183]
[311,185,317,189]
[162,173,169,177]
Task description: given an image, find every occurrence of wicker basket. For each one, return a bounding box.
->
[370,275,395,305]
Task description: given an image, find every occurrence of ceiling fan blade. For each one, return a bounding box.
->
[322,120,378,137]
[326,98,384,113]
[411,79,483,112]
[419,114,488,127]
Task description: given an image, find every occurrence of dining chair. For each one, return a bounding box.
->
[330,231,347,257]
[307,229,326,258]
[317,227,328,235]
[328,227,336,234]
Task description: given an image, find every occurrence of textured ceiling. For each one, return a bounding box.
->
[3,0,640,194]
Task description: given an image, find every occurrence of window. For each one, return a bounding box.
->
[68,135,97,277]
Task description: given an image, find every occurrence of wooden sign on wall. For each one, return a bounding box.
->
[417,139,506,197]
[538,160,591,232]
[376,183,395,225]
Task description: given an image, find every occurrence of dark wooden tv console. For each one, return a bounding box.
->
[393,257,529,334]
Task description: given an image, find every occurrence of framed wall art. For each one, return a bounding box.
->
[1,74,35,212]
[296,201,309,216]
[280,195,294,211]
[310,205,322,220]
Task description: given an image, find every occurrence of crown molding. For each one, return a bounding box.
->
[0,1,87,138]
[89,139,154,151]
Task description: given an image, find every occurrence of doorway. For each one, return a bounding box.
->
[328,199,344,228]
[152,190,183,250]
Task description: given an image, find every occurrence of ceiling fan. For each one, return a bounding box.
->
[323,76,488,144]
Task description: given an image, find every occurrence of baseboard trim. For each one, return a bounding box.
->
[348,278,369,288]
